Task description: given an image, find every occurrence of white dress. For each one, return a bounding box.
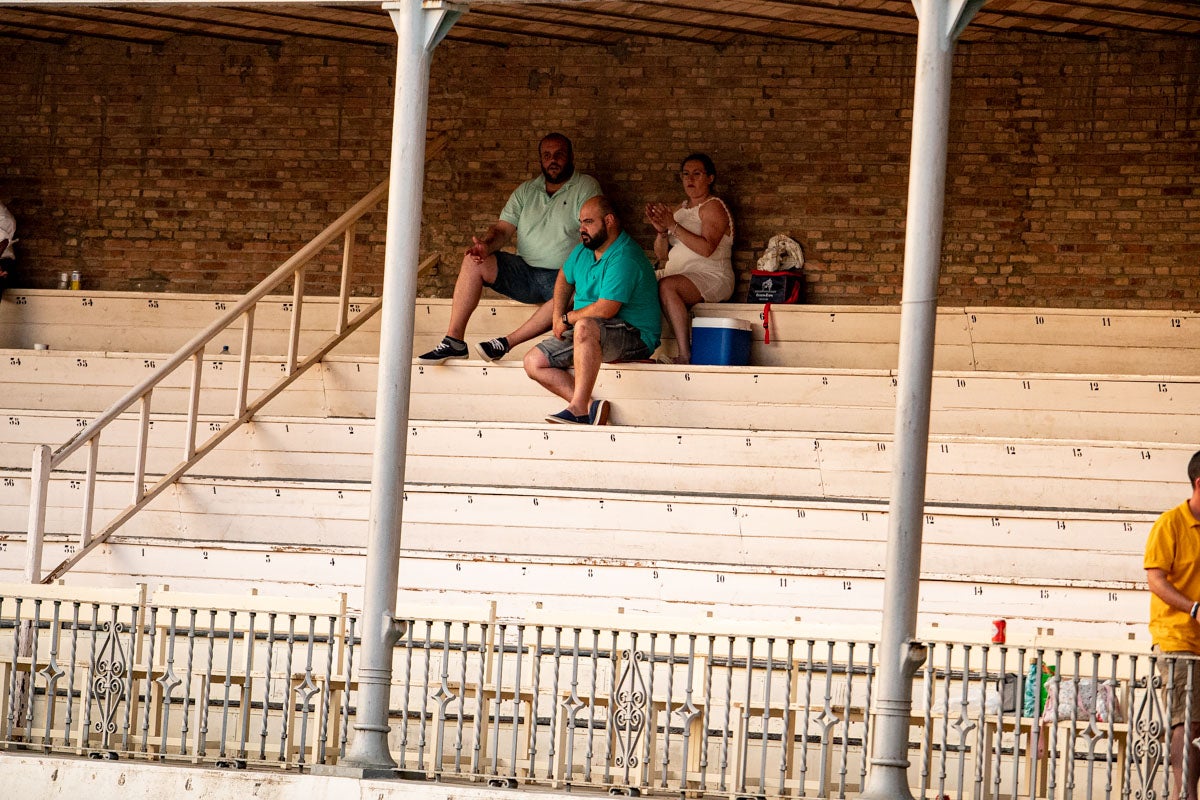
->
[658,196,735,302]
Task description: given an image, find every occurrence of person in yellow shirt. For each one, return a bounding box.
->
[1146,449,1200,800]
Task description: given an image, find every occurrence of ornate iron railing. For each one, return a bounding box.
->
[0,586,1188,798]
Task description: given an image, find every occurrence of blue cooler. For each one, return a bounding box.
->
[691,317,753,366]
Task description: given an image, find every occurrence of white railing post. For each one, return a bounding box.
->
[80,436,99,549]
[860,2,984,798]
[336,0,462,777]
[25,444,51,583]
[185,351,204,460]
[133,392,153,504]
[235,307,255,419]
[286,267,305,374]
[337,223,356,335]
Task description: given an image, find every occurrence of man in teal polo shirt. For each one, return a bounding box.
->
[523,195,661,425]
[419,132,601,364]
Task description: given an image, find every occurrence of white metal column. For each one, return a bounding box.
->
[860,1,983,798]
[337,0,462,775]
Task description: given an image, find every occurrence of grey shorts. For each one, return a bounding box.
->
[1155,646,1200,727]
[485,252,559,304]
[535,318,651,368]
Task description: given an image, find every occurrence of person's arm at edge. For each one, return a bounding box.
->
[551,270,575,339]
[1148,567,1200,616]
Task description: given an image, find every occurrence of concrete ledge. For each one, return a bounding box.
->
[4,753,572,800]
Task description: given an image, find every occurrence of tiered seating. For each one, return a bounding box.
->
[0,290,1187,644]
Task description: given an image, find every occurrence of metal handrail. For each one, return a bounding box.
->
[24,133,447,583]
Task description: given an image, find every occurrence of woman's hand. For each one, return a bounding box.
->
[645,202,673,233]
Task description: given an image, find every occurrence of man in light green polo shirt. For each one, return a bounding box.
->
[418,133,600,365]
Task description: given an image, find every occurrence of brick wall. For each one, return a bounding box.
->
[1,32,1197,307]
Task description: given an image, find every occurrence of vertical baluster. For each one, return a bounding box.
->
[338,616,356,760]
[433,621,451,777]
[63,602,81,748]
[286,267,305,374]
[799,640,815,794]
[562,627,582,785]
[934,643,953,800]
[660,633,678,794]
[218,610,237,759]
[140,605,157,753]
[397,618,415,771]
[132,391,153,503]
[318,612,335,765]
[840,642,855,798]
[79,604,99,753]
[179,610,197,757]
[756,637,775,795]
[336,224,356,335]
[452,621,469,773]
[80,436,99,550]
[640,631,653,791]
[682,634,703,795]
[294,613,319,767]
[159,607,181,758]
[718,635,734,793]
[953,644,972,797]
[23,598,42,742]
[199,610,217,759]
[259,612,277,762]
[699,635,716,793]
[527,625,544,779]
[860,642,876,793]
[584,628,601,784]
[25,444,51,584]
[508,623,525,779]
[737,636,756,795]
[488,622,505,776]
[417,621,433,773]
[234,307,255,419]
[914,643,933,800]
[184,351,203,460]
[1010,646,1027,800]
[238,610,258,763]
[545,627,562,783]
[1046,649,1063,798]
[277,614,296,763]
[973,645,991,800]
[777,638,795,797]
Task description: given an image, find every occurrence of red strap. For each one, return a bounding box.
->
[762,302,773,345]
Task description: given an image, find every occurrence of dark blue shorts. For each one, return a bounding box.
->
[485,252,559,304]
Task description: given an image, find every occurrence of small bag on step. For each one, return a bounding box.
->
[747,235,805,344]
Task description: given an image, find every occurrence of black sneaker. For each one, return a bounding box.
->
[589,399,610,426]
[417,336,468,365]
[475,336,510,362]
[545,408,590,425]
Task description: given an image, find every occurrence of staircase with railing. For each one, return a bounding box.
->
[22,134,447,584]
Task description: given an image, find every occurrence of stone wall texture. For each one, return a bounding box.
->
[1,31,1197,306]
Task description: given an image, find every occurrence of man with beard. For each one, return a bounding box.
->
[418,132,601,364]
[523,195,661,425]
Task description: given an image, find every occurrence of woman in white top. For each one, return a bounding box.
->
[645,153,735,364]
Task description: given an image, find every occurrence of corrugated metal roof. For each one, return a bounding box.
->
[0,0,1197,49]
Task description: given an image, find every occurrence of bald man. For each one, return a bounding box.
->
[524,196,661,425]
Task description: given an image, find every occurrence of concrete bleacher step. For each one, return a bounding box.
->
[0,503,1149,645]
[7,290,1200,374]
[0,411,1187,512]
[0,289,382,356]
[4,349,1199,442]
[0,471,1155,587]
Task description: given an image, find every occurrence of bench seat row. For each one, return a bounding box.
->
[4,291,1200,375]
